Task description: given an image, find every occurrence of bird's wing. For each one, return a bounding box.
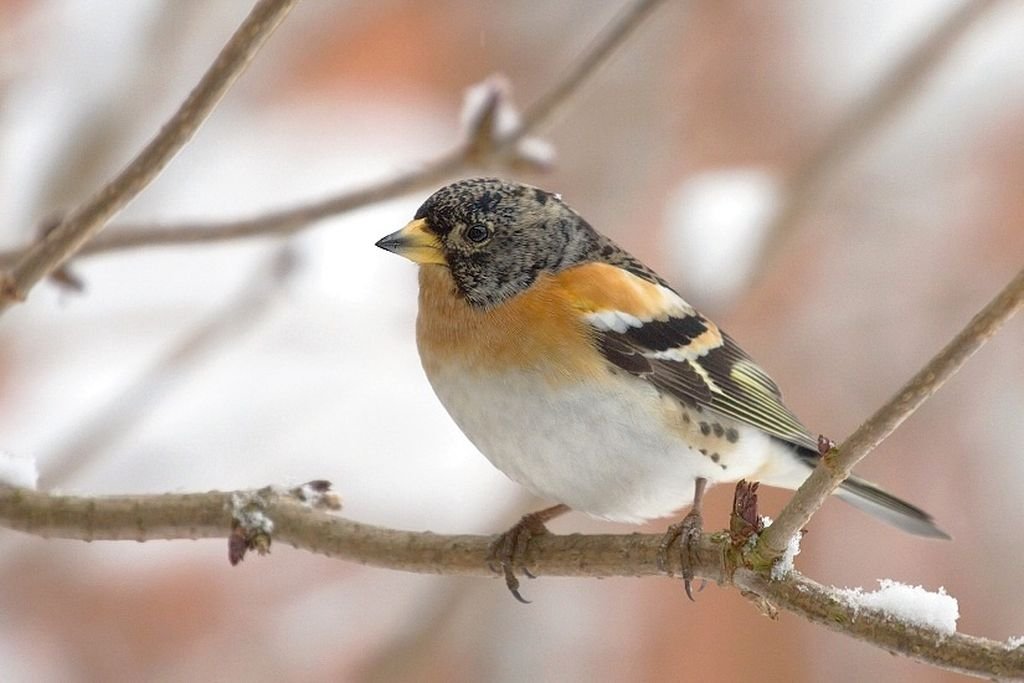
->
[557,262,818,452]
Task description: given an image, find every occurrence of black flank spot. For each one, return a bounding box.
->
[699,422,711,436]
[712,423,724,438]
[725,428,739,443]
[682,413,691,424]
[699,448,707,456]
[711,453,720,463]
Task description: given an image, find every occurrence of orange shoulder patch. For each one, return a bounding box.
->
[553,262,691,321]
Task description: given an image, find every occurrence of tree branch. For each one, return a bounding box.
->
[0,0,669,267]
[755,265,1024,561]
[0,482,1020,679]
[510,0,667,138]
[731,571,1024,680]
[0,0,298,311]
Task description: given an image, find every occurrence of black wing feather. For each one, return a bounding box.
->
[596,318,817,452]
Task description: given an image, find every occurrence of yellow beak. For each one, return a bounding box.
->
[374,218,446,265]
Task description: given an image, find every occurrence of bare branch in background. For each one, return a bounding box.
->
[754,266,1024,561]
[0,0,670,267]
[510,0,668,138]
[0,0,298,312]
[750,0,1002,283]
[0,482,1020,680]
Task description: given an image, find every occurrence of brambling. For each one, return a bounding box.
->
[376,177,948,602]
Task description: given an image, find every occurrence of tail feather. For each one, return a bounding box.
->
[835,475,950,539]
[793,448,950,539]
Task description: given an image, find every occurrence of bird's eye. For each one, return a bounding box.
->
[465,224,490,243]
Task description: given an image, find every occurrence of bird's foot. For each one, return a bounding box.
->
[488,505,567,603]
[657,508,706,601]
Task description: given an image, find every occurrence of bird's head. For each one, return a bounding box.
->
[375,178,600,308]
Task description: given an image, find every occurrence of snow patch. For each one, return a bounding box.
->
[759,516,801,580]
[834,579,959,635]
[514,136,556,169]
[770,531,801,581]
[459,75,555,168]
[460,75,520,139]
[294,480,342,510]
[230,490,275,535]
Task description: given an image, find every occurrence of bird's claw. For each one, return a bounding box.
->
[657,509,705,600]
[487,515,551,603]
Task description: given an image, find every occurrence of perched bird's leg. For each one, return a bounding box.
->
[657,477,708,601]
[488,503,570,603]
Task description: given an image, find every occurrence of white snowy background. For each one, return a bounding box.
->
[1,2,1022,681]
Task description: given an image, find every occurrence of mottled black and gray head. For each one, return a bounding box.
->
[375,178,607,307]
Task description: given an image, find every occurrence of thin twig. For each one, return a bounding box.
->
[0,0,669,267]
[0,0,298,311]
[754,266,1024,561]
[0,483,1020,679]
[509,0,667,140]
[750,0,1001,284]
[51,155,468,256]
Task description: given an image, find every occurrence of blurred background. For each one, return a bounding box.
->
[1,1,1022,680]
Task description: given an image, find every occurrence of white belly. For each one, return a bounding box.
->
[424,366,809,523]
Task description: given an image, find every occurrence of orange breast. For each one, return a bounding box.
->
[415,266,606,382]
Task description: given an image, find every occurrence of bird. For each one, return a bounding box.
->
[375,177,949,602]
